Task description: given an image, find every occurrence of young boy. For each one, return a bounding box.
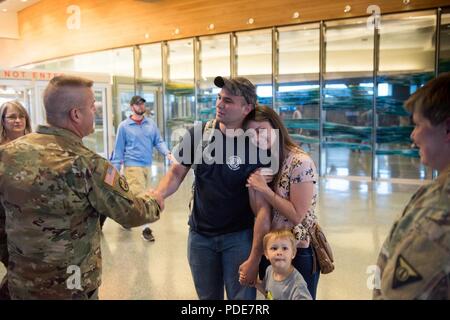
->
[255,229,312,300]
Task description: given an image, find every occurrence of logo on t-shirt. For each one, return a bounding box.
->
[226,156,242,171]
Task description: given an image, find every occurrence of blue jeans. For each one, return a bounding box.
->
[259,245,320,299]
[188,228,256,300]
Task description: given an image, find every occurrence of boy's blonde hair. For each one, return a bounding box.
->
[263,229,297,257]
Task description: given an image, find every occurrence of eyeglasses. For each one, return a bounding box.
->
[3,114,26,121]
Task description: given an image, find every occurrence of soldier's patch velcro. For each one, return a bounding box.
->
[392,255,423,289]
[103,164,117,187]
[118,176,129,192]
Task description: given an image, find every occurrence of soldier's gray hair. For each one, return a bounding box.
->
[0,100,32,144]
[43,75,94,126]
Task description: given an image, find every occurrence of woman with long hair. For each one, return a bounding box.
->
[0,101,32,145]
[243,105,320,299]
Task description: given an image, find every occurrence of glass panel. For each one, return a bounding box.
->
[33,47,134,138]
[83,88,107,157]
[377,12,436,180]
[277,24,320,167]
[323,19,374,177]
[0,84,30,112]
[34,84,47,127]
[198,34,230,123]
[0,82,36,128]
[439,12,450,74]
[236,29,272,107]
[114,82,135,122]
[32,48,134,77]
[137,86,164,162]
[139,44,162,79]
[165,39,195,148]
[136,87,160,122]
[138,43,163,133]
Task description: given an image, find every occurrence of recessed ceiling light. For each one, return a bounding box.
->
[174,28,180,35]
[247,18,255,25]
[144,33,150,39]
[292,12,300,19]
[344,5,351,13]
[208,23,215,30]
[403,0,410,4]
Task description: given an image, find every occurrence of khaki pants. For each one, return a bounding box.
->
[0,276,10,300]
[123,166,151,195]
[124,166,152,229]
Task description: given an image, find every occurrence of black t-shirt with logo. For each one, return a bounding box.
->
[174,121,269,237]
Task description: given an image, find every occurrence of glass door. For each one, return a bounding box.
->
[276,24,320,167]
[83,87,109,158]
[376,11,436,180]
[136,84,162,127]
[164,39,195,148]
[136,82,164,162]
[439,9,450,74]
[113,78,135,129]
[197,34,231,123]
[0,80,34,123]
[137,43,164,131]
[323,19,374,178]
[236,29,273,107]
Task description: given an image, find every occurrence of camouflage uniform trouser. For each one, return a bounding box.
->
[87,288,99,300]
[0,276,10,300]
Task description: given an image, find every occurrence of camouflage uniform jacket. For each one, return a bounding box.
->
[374,166,450,299]
[0,125,160,299]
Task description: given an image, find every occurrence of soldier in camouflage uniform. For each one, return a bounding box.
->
[0,75,162,299]
[373,73,450,300]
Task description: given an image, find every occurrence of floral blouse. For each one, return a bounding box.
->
[271,148,318,248]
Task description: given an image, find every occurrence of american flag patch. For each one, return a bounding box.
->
[104,165,116,187]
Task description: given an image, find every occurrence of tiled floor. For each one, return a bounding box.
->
[0,163,422,300]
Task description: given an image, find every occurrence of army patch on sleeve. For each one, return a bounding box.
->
[103,164,117,187]
[392,255,423,289]
[118,176,129,192]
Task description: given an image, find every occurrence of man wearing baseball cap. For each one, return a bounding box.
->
[107,95,173,241]
[152,76,271,300]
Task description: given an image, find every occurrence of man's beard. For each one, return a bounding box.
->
[134,110,145,116]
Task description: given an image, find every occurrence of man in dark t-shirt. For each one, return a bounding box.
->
[152,76,271,300]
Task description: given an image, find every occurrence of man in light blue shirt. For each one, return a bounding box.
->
[106,95,172,241]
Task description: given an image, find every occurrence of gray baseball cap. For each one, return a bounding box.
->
[130,95,146,105]
[214,76,257,106]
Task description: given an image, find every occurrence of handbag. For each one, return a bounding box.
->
[308,223,335,274]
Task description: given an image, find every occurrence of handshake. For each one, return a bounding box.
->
[145,189,165,211]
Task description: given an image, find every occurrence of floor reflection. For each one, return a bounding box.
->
[0,162,420,300]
